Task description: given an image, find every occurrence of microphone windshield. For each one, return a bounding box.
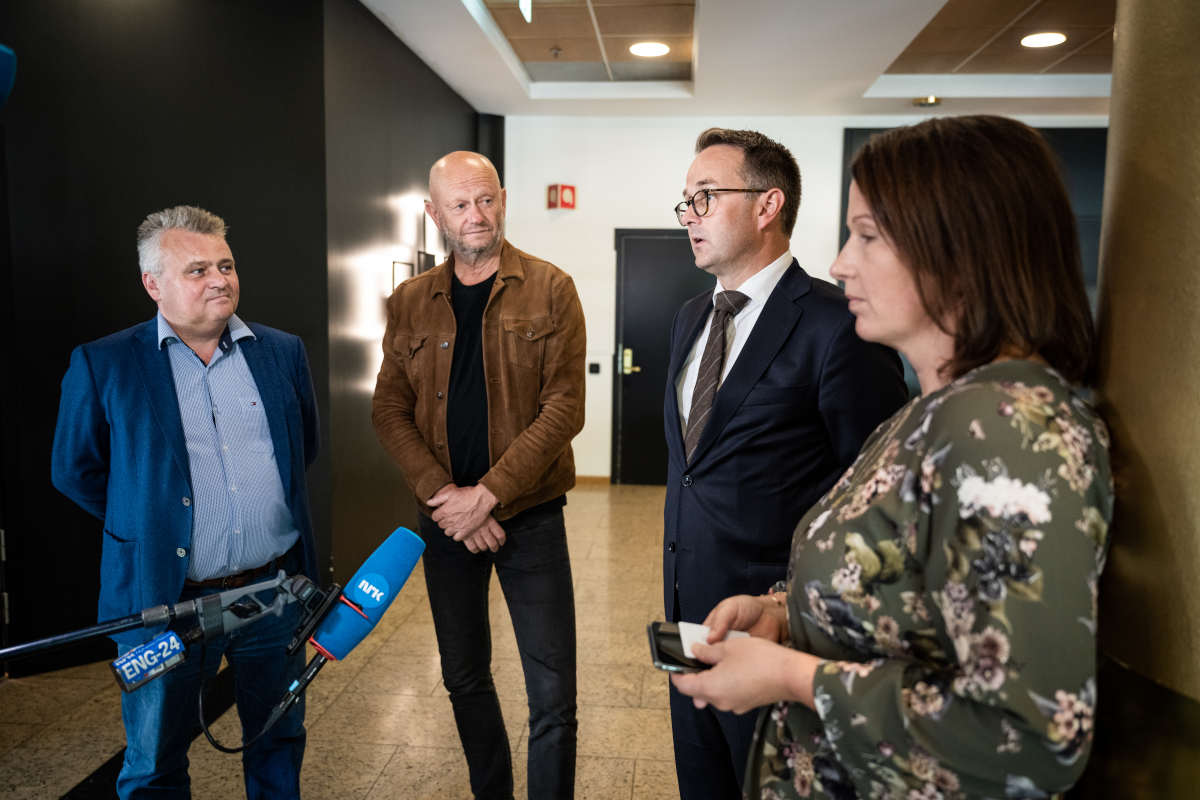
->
[309,527,423,660]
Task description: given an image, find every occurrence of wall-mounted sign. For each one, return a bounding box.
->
[547,184,576,210]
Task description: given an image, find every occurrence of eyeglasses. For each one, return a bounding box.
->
[674,188,767,225]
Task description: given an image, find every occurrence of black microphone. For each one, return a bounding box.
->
[111,571,307,692]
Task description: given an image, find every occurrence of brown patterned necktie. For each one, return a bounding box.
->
[684,290,750,463]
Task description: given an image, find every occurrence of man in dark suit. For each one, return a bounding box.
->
[663,129,908,799]
[52,205,319,799]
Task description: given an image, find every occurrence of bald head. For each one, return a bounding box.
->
[429,151,501,204]
[426,151,506,264]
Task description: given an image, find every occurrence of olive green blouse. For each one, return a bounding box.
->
[747,360,1114,800]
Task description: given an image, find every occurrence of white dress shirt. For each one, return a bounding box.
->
[676,250,794,436]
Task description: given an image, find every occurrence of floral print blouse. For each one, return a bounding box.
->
[747,360,1114,800]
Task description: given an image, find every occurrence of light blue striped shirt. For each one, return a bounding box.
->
[158,312,299,581]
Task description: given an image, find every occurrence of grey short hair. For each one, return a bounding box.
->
[137,205,227,275]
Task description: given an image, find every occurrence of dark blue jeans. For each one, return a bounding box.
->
[117,552,306,799]
[419,505,577,800]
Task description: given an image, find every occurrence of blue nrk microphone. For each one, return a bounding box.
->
[310,526,424,660]
[259,527,424,731]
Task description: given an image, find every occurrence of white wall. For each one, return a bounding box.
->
[503,113,1107,478]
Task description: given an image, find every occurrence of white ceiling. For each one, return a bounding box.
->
[359,0,1111,116]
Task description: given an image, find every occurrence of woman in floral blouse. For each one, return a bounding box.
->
[670,115,1114,800]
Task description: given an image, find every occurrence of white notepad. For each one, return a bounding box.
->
[677,621,749,658]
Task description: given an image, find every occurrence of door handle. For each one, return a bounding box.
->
[622,347,642,375]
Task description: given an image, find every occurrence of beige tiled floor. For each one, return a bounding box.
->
[0,482,678,799]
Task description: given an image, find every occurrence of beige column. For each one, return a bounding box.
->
[1096,0,1200,698]
[1074,5,1200,792]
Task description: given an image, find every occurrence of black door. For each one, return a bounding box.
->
[612,229,714,485]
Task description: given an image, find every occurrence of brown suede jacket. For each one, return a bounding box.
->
[372,240,586,521]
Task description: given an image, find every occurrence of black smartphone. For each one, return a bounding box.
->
[647,621,709,673]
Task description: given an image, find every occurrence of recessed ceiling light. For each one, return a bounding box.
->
[912,95,941,107]
[1021,32,1067,48]
[629,42,670,58]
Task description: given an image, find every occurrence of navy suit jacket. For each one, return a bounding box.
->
[51,318,319,646]
[663,261,908,623]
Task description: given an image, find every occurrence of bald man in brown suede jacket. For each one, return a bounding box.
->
[372,151,585,800]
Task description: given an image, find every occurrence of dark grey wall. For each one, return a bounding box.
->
[323,0,478,583]
[0,0,491,672]
[0,0,329,673]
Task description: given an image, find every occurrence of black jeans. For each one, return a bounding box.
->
[418,505,577,800]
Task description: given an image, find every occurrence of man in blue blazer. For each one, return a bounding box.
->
[51,205,319,799]
[663,130,908,799]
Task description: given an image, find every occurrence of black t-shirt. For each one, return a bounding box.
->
[445,271,568,523]
[447,272,495,485]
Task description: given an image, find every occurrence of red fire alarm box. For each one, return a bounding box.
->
[547,184,576,209]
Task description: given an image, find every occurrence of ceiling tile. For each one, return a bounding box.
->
[525,61,612,81]
[1022,0,1118,29]
[594,5,693,36]
[919,0,1039,29]
[1044,30,1115,73]
[591,0,695,6]
[955,25,1114,73]
[604,34,692,62]
[509,36,603,61]
[610,60,691,80]
[491,6,594,39]
[886,0,1114,75]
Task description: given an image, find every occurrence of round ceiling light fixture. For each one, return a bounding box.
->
[1021,32,1067,48]
[629,41,670,57]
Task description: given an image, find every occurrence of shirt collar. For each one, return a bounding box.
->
[157,312,254,352]
[711,250,793,310]
[432,239,519,299]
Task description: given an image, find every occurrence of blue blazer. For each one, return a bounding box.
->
[51,318,319,646]
[663,261,908,623]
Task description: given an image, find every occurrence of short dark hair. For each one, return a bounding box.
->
[850,115,1095,385]
[695,128,801,236]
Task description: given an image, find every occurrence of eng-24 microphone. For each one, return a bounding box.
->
[259,526,425,731]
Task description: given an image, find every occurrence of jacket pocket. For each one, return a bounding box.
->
[405,334,428,359]
[99,529,139,618]
[502,317,555,370]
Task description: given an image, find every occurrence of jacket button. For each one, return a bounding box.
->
[667,542,676,553]
[176,548,186,558]
[436,391,444,399]
[181,497,191,507]
[436,443,444,450]
[526,329,534,338]
[440,341,449,349]
[681,475,693,487]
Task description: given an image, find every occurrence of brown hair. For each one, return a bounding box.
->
[850,115,1095,384]
[696,128,802,236]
